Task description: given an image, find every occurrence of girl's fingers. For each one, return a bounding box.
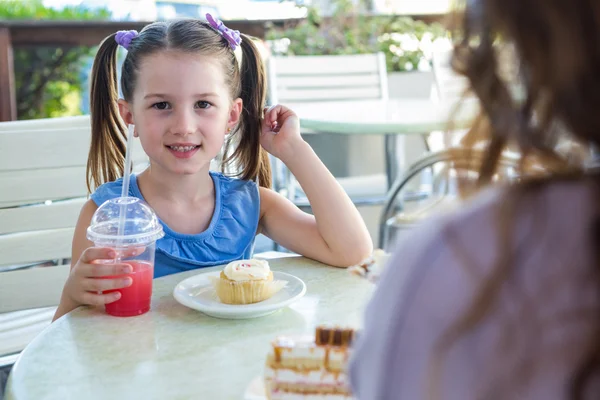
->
[82,263,133,278]
[82,277,133,293]
[80,247,117,263]
[266,104,281,119]
[264,104,278,116]
[80,290,122,306]
[81,246,146,265]
[114,246,146,259]
[264,104,292,132]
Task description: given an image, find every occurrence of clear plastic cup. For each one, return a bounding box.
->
[87,197,164,317]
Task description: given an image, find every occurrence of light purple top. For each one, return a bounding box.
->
[349,181,600,399]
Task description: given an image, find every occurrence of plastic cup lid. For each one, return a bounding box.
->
[86,197,164,247]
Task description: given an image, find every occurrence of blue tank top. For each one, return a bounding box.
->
[90,172,260,278]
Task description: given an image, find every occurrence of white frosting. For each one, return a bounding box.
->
[222,259,270,281]
[328,348,348,364]
[273,335,315,349]
[266,368,348,385]
[273,346,327,361]
[270,393,352,400]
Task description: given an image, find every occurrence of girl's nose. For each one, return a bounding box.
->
[171,109,196,136]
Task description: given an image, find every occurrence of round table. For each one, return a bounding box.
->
[5,257,373,400]
[292,98,479,186]
[292,98,478,136]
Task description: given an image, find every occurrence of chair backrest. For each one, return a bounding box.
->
[0,114,90,132]
[267,52,388,104]
[0,123,148,313]
[431,48,471,102]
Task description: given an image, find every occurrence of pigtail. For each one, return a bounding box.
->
[87,33,128,192]
[224,34,272,189]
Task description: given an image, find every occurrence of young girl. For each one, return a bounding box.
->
[53,16,372,321]
[350,0,600,399]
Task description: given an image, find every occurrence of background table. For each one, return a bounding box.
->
[293,98,477,136]
[6,257,373,400]
[292,98,478,186]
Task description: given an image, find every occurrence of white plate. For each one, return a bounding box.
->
[173,271,306,319]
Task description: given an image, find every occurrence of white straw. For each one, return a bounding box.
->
[117,124,135,237]
[121,124,135,198]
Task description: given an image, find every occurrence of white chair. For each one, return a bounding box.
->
[0,123,147,363]
[0,115,90,132]
[268,52,389,104]
[267,53,390,209]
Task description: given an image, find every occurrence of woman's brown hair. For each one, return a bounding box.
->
[87,19,271,192]
[433,0,600,398]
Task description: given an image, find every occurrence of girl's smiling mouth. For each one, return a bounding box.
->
[166,143,201,158]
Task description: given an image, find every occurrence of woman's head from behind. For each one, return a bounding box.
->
[438,1,600,398]
[87,18,271,191]
[456,0,600,181]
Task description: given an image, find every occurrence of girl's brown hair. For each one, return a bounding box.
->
[434,0,600,397]
[87,19,271,192]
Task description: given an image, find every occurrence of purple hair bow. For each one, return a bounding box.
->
[115,30,138,50]
[206,13,242,50]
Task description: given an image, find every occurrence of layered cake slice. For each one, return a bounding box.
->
[348,249,391,283]
[264,326,355,399]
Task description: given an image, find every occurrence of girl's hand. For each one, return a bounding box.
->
[260,104,303,161]
[62,247,140,307]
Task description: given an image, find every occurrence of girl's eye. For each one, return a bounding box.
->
[152,102,170,110]
[195,101,211,109]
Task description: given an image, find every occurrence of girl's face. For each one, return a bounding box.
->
[119,51,242,176]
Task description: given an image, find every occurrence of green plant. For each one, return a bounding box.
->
[266,0,448,72]
[377,17,448,72]
[267,0,379,56]
[0,0,110,120]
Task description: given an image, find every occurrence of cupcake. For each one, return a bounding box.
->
[210,259,286,305]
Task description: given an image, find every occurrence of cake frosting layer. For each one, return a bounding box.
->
[269,393,352,400]
[264,327,355,400]
[267,335,350,372]
[265,367,349,386]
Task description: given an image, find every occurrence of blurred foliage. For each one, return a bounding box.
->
[267,0,448,72]
[0,0,110,119]
[378,17,447,72]
[0,0,109,20]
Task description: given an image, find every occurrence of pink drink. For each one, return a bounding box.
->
[104,261,154,317]
[87,197,164,317]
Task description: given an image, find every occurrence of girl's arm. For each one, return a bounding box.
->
[258,105,373,267]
